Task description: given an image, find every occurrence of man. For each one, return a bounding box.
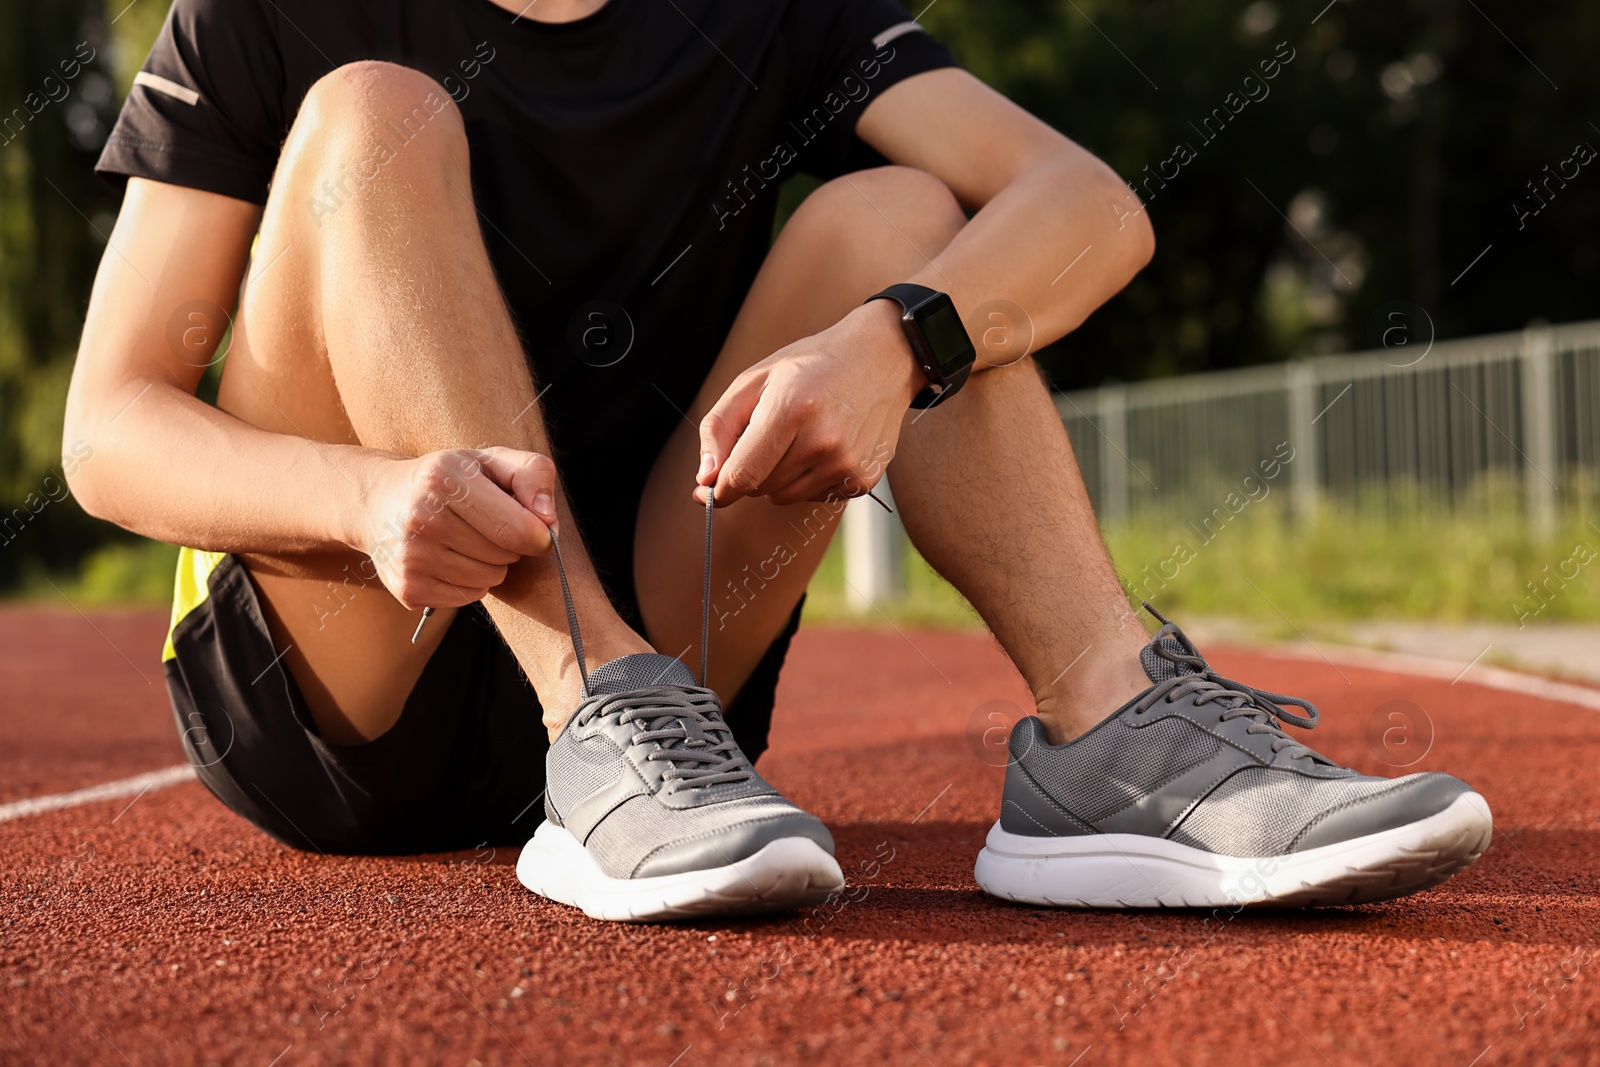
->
[68,0,1491,922]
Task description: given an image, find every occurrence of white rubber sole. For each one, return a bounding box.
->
[974,791,1493,908]
[517,821,846,922]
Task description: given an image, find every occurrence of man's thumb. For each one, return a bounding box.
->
[697,376,759,487]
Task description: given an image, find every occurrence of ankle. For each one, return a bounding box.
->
[540,631,655,738]
[1032,644,1150,744]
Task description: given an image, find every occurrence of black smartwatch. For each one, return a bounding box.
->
[866,283,976,409]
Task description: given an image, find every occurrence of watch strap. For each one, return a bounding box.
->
[865,284,970,409]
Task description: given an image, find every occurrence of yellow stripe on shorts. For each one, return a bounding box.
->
[162,547,227,662]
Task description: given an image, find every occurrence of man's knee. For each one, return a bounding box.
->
[792,165,966,251]
[284,61,467,214]
[300,61,462,143]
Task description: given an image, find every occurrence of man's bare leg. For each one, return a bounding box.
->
[890,362,1152,742]
[638,167,1147,741]
[218,62,648,743]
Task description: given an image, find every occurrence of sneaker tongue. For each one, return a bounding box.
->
[587,653,698,694]
[1138,629,1207,684]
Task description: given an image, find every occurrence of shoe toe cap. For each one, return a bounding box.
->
[1292,773,1482,853]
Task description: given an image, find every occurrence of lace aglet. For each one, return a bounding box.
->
[410,606,434,644]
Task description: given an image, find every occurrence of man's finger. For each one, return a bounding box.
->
[425,507,523,566]
[385,546,506,610]
[713,391,795,506]
[763,467,838,508]
[745,444,821,506]
[444,451,554,555]
[697,371,764,491]
[474,448,559,526]
[428,545,511,591]
[766,463,872,508]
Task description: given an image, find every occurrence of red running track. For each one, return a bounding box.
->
[2,606,1597,1066]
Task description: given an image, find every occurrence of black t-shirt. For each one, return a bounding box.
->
[97,0,956,606]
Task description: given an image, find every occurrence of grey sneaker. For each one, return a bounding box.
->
[975,610,1493,907]
[517,653,844,921]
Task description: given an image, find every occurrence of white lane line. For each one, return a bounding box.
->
[0,765,195,824]
[1245,643,1600,713]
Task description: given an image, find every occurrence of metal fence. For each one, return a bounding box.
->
[842,319,1600,606]
[1055,319,1600,540]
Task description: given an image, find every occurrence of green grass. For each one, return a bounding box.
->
[1102,498,1600,632]
[804,488,1600,633]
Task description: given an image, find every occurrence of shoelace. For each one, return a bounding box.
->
[1133,622,1322,760]
[549,489,717,695]
[574,684,753,791]
[550,489,754,788]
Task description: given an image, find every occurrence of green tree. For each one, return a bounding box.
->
[923,0,1599,387]
[1,0,116,584]
[0,0,168,592]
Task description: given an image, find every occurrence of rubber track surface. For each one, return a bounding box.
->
[2,607,1597,1065]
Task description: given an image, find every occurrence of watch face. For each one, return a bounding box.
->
[912,295,976,375]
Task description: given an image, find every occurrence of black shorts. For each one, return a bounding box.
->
[162,550,802,855]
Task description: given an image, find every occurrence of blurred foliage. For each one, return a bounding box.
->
[25,537,180,603]
[1,0,1596,604]
[0,0,163,596]
[917,0,1598,386]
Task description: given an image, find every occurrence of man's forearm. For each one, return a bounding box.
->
[902,159,1153,370]
[67,379,381,555]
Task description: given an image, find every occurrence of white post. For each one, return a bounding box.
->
[1098,384,1129,526]
[1521,327,1558,542]
[1286,360,1319,522]
[843,479,903,610]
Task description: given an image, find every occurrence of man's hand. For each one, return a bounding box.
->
[696,300,925,507]
[350,447,558,609]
